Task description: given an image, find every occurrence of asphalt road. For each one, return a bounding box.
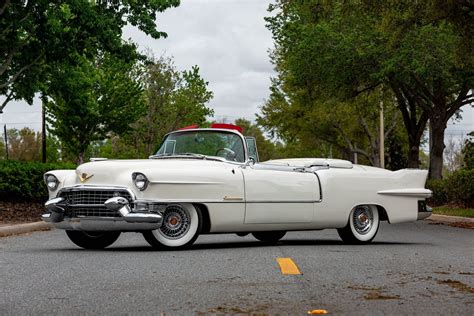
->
[1,221,473,315]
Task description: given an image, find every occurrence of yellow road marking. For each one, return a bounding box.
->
[276,258,301,275]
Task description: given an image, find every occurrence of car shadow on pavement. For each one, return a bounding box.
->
[38,239,429,252]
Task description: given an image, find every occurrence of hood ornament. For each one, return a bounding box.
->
[78,172,94,183]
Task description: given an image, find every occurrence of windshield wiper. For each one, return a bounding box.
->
[149,153,226,162]
[181,153,207,159]
[149,153,172,159]
[149,153,207,160]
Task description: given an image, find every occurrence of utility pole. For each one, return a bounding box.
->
[353,144,358,164]
[4,124,8,160]
[379,95,385,168]
[41,96,47,163]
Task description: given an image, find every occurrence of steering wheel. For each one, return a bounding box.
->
[215,148,237,161]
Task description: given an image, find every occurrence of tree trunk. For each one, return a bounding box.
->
[41,96,47,163]
[77,152,84,165]
[429,117,447,180]
[407,137,421,168]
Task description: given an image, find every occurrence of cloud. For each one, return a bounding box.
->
[123,0,276,121]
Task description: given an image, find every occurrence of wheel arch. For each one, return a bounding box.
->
[193,203,211,233]
[375,204,390,223]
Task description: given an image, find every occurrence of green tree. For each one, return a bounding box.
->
[96,56,214,158]
[265,1,473,177]
[46,54,146,164]
[6,127,41,161]
[462,132,474,170]
[259,82,406,167]
[0,0,179,112]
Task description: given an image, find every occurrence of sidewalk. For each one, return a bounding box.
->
[0,221,53,237]
[428,214,474,223]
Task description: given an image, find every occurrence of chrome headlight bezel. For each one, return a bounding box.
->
[44,174,60,191]
[132,172,149,191]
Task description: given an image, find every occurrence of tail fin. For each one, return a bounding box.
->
[377,169,431,198]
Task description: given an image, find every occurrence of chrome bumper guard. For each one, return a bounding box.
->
[417,201,432,220]
[41,197,163,231]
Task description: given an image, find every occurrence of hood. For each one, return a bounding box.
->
[74,158,228,185]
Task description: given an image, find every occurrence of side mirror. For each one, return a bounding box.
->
[243,157,255,168]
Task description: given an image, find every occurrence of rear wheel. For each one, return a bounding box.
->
[66,231,121,249]
[337,205,379,244]
[252,231,286,243]
[143,203,202,250]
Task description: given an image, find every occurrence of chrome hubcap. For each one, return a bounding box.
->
[159,205,190,239]
[352,206,373,235]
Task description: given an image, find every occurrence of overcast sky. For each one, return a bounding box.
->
[0,0,472,143]
[122,0,276,122]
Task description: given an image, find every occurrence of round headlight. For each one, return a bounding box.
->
[132,173,149,191]
[45,174,59,191]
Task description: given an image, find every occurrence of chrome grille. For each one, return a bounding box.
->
[59,189,133,205]
[59,188,133,218]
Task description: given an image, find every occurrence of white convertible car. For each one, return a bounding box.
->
[42,124,432,249]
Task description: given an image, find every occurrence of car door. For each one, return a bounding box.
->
[241,166,320,224]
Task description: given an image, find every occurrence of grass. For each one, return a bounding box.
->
[432,206,474,218]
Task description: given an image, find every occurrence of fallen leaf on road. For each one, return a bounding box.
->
[437,279,474,293]
[308,309,328,314]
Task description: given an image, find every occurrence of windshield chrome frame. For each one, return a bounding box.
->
[154,128,249,165]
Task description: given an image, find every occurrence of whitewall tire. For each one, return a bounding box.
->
[143,203,202,250]
[337,205,379,244]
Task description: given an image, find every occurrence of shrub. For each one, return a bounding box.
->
[0,160,75,201]
[444,169,474,208]
[427,169,474,208]
[426,179,447,206]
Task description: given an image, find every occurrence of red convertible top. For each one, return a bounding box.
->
[177,123,243,134]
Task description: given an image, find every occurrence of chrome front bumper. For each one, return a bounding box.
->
[41,197,163,232]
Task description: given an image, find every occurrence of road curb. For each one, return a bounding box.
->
[0,221,53,237]
[427,214,474,223]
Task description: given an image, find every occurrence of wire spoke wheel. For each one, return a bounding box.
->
[352,206,373,235]
[338,205,379,244]
[143,203,202,250]
[159,205,191,240]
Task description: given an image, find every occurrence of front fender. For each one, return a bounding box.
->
[44,169,76,199]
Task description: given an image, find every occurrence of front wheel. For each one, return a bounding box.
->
[252,231,286,243]
[66,231,121,249]
[143,203,202,250]
[337,205,379,244]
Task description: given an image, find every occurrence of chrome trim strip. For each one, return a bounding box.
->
[149,181,223,185]
[223,196,244,201]
[246,200,318,203]
[314,172,323,203]
[131,199,318,204]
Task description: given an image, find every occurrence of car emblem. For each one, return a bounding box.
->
[78,172,94,183]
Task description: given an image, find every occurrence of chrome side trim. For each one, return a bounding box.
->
[246,200,319,203]
[129,199,319,204]
[223,196,244,201]
[313,172,323,203]
[149,180,223,185]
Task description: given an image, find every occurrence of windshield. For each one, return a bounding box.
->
[155,130,246,162]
